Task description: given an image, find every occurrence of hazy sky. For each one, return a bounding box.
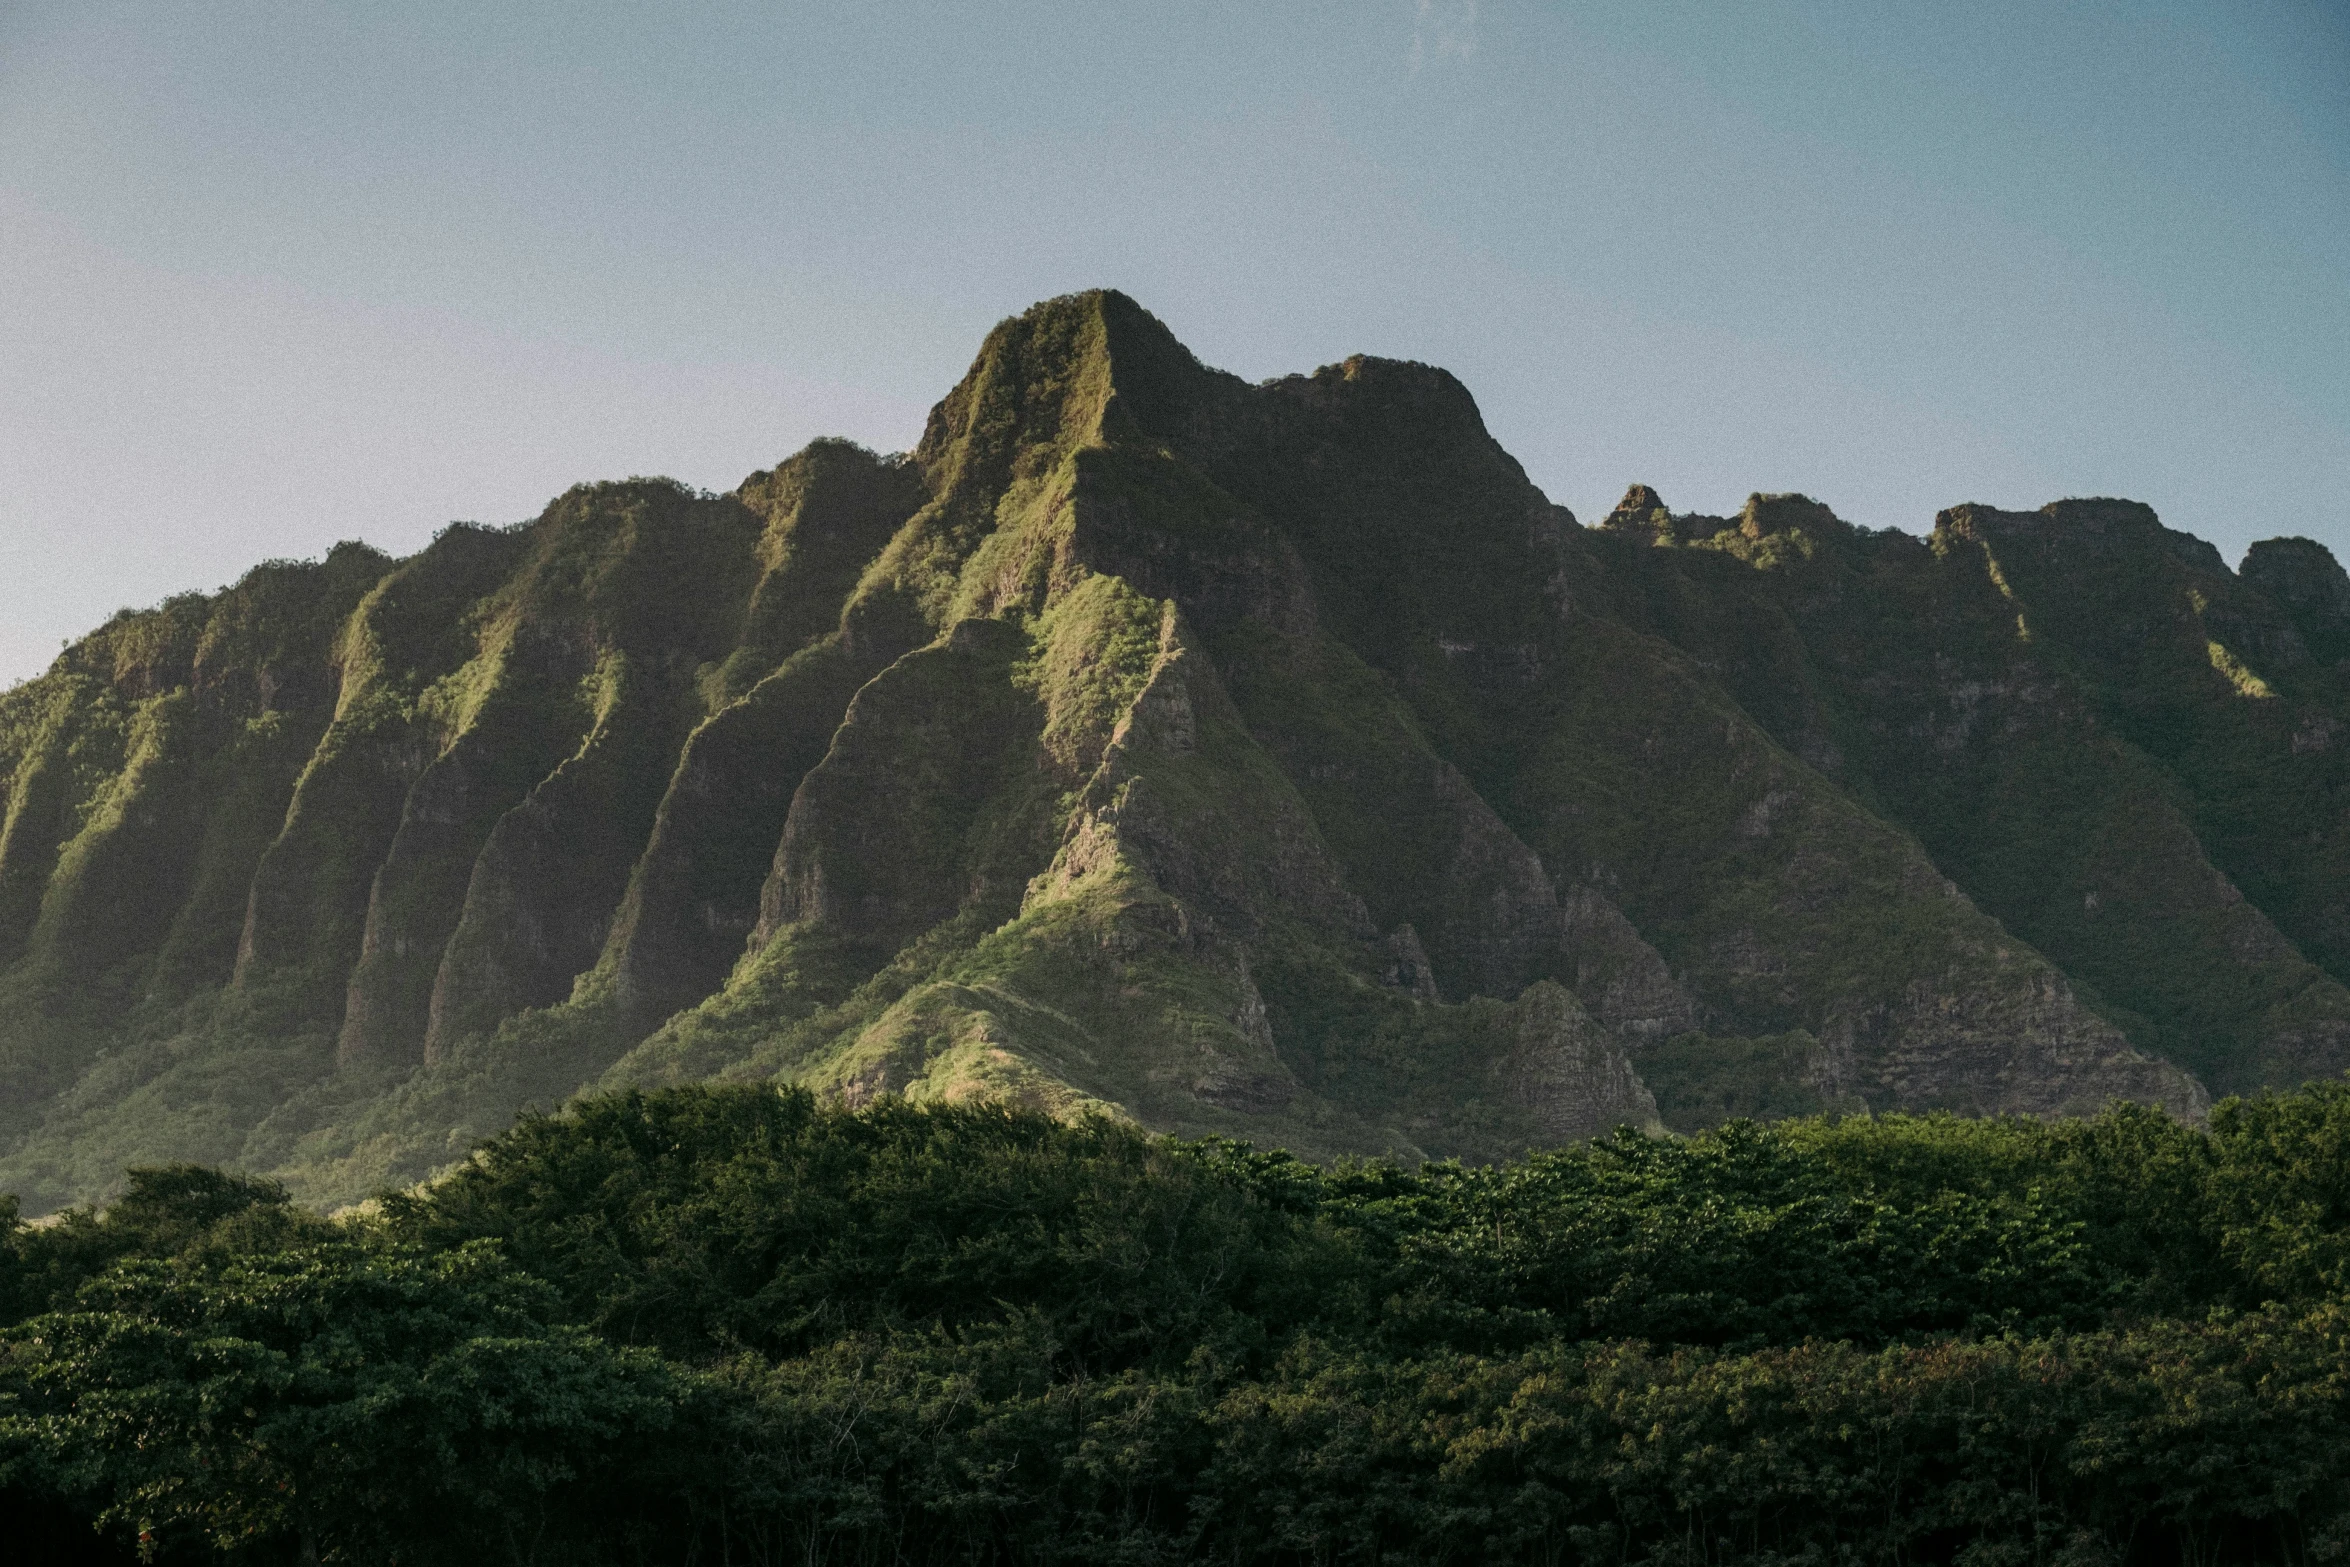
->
[4,2,2346,686]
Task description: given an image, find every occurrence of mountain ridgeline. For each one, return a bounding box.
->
[4,290,2347,1209]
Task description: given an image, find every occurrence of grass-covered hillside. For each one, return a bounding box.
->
[1,290,2344,1209]
[8,1083,2350,1563]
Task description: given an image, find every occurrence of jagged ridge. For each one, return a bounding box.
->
[4,290,2345,1209]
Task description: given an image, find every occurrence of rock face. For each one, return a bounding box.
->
[0,290,2341,1209]
[1498,982,1662,1141]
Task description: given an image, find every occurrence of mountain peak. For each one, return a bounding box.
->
[1602,484,1675,536]
[1738,492,1848,542]
[909,290,1236,496]
[1,293,2341,1213]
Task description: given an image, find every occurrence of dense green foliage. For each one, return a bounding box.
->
[7,1082,2350,1563]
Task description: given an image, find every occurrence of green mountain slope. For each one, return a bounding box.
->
[3,290,2340,1209]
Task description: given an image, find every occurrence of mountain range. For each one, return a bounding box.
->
[4,289,2346,1211]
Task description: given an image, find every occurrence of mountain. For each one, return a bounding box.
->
[3,290,2345,1210]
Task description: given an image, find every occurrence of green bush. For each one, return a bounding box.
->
[7,1082,2350,1564]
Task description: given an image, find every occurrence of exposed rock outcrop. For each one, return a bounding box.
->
[1495,981,1662,1140]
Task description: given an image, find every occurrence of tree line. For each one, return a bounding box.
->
[6,1080,2350,1564]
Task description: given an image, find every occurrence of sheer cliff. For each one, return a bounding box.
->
[3,290,2340,1209]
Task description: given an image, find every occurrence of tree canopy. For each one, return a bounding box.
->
[7,1082,2350,1564]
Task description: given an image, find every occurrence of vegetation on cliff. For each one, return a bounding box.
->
[0,290,2345,1209]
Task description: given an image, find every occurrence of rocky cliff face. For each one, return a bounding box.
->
[4,290,2341,1209]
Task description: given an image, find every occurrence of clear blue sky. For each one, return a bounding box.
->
[4,2,2346,685]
